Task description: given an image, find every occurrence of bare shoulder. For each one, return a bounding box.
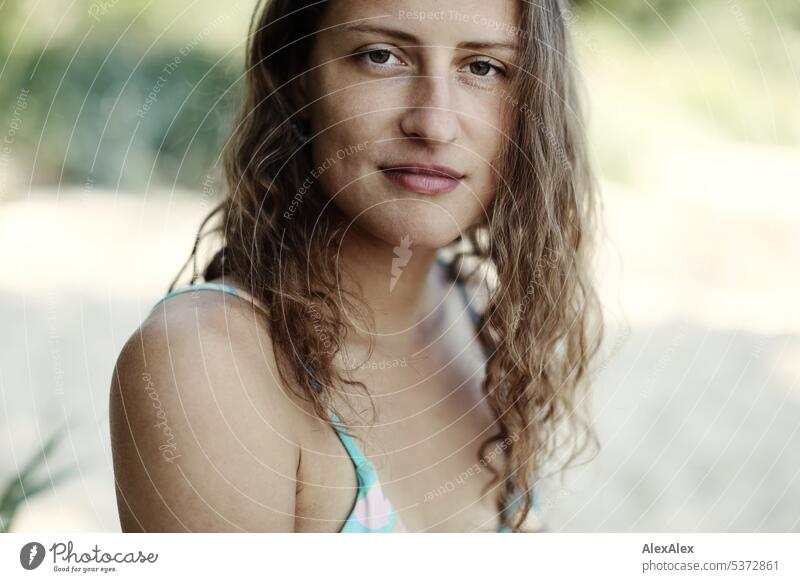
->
[109,288,311,532]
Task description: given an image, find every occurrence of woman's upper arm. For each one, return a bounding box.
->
[109,297,301,532]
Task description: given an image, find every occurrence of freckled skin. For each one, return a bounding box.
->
[301,0,520,249]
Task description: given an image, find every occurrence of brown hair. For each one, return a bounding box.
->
[174,0,604,531]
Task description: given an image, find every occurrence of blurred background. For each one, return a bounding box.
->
[0,0,798,532]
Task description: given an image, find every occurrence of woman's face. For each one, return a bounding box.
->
[301,0,521,249]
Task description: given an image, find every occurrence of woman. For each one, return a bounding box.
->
[110,0,603,533]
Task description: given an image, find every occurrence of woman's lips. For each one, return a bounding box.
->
[380,169,462,195]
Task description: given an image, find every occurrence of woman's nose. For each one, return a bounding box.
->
[399,74,461,145]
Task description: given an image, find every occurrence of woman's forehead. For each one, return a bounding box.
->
[318,0,522,52]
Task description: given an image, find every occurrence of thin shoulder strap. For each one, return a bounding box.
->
[327,411,371,472]
[307,371,372,474]
[150,281,269,315]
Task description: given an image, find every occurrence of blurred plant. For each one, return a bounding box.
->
[0,424,76,533]
[570,0,688,28]
[570,0,800,32]
[0,0,243,195]
[0,39,240,194]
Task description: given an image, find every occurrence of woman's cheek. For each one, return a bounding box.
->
[319,62,385,113]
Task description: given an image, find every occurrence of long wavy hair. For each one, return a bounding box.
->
[172,0,604,532]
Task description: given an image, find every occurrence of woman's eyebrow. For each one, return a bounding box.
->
[339,22,519,54]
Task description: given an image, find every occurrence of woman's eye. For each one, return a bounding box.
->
[465,59,504,78]
[362,48,403,67]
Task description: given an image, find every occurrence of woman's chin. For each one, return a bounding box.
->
[352,217,465,250]
[326,191,479,249]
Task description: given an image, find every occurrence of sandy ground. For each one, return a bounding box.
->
[1,137,799,532]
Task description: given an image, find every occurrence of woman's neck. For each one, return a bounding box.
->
[335,224,446,352]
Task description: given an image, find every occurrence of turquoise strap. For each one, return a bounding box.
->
[328,411,370,473]
[307,371,372,477]
[150,282,243,311]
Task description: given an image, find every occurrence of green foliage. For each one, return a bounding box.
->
[570,0,800,32]
[0,37,240,192]
[0,424,76,533]
[569,0,688,28]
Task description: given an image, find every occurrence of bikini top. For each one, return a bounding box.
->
[150,262,538,532]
